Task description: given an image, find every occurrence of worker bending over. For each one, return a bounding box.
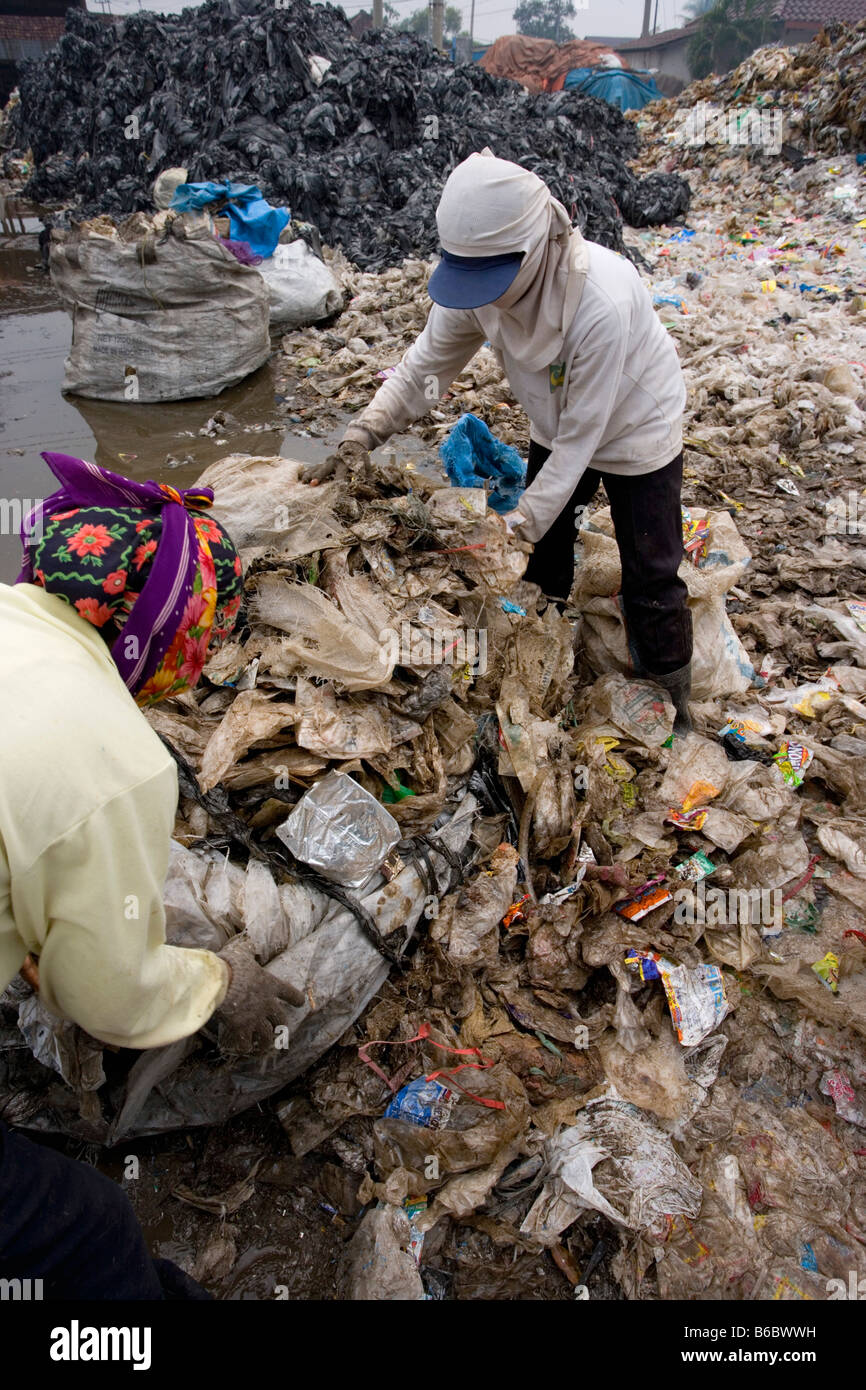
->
[307,150,691,733]
[0,453,301,1299]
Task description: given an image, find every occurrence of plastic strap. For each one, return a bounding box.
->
[358,1021,506,1110]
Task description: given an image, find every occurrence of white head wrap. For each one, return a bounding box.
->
[435,149,589,372]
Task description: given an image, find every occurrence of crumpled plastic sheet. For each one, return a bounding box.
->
[520,1098,703,1243]
[275,771,402,890]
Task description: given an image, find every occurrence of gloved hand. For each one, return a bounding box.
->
[501,508,527,536]
[300,438,371,485]
[215,934,304,1056]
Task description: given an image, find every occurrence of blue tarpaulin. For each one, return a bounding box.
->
[439,413,526,514]
[563,66,662,112]
[169,181,290,259]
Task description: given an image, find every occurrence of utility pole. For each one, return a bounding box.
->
[431,0,444,50]
[641,0,652,37]
[652,0,659,33]
[554,0,561,43]
[469,0,475,50]
[373,0,383,27]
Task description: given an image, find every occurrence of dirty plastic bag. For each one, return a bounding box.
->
[50,222,270,402]
[195,453,344,556]
[592,673,675,747]
[275,771,401,890]
[575,508,759,699]
[258,239,343,329]
[337,1203,425,1301]
[294,679,396,759]
[432,843,519,968]
[372,1061,530,1197]
[250,574,394,690]
[520,1097,702,1243]
[17,996,105,1095]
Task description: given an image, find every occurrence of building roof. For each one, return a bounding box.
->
[585,21,701,52]
[772,0,866,20]
[350,9,373,37]
[0,0,82,13]
[0,15,66,42]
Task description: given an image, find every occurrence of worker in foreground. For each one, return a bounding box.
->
[0,452,301,1299]
[306,150,691,733]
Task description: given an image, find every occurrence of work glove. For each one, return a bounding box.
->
[215,934,305,1056]
[300,437,371,485]
[501,508,527,537]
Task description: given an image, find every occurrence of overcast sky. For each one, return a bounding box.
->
[86,0,688,47]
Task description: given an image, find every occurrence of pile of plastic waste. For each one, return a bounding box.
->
[2,420,866,1299]
[9,0,689,268]
[635,20,866,164]
[3,22,866,1303]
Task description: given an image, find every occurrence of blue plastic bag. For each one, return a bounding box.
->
[438,413,526,514]
[170,180,289,259]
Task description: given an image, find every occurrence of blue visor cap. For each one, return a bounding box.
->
[428,249,524,309]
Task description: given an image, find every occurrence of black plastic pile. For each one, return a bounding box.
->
[13,0,690,269]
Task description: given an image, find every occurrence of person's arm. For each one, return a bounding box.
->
[516,303,631,544]
[344,304,487,449]
[19,764,230,1050]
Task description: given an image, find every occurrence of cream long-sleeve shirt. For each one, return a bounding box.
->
[345,242,686,543]
[0,582,228,1049]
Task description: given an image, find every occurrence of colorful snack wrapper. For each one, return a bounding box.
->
[625,949,729,1045]
[666,806,709,830]
[674,850,716,883]
[681,506,709,566]
[615,882,672,922]
[384,1076,455,1128]
[403,1195,428,1264]
[682,779,719,812]
[811,951,839,994]
[773,740,813,789]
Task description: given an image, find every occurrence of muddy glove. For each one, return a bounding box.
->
[501,508,527,536]
[215,935,304,1056]
[300,437,372,485]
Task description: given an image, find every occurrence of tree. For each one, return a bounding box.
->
[513,0,576,42]
[397,6,463,38]
[687,0,775,79]
[680,0,716,14]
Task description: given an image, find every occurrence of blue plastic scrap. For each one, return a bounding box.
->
[439,413,526,514]
[169,180,290,258]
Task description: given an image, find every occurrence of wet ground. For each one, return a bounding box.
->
[0,195,355,583]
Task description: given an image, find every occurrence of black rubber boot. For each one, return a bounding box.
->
[648,661,692,738]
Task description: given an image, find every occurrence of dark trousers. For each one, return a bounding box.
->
[523,442,692,676]
[0,1119,209,1300]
